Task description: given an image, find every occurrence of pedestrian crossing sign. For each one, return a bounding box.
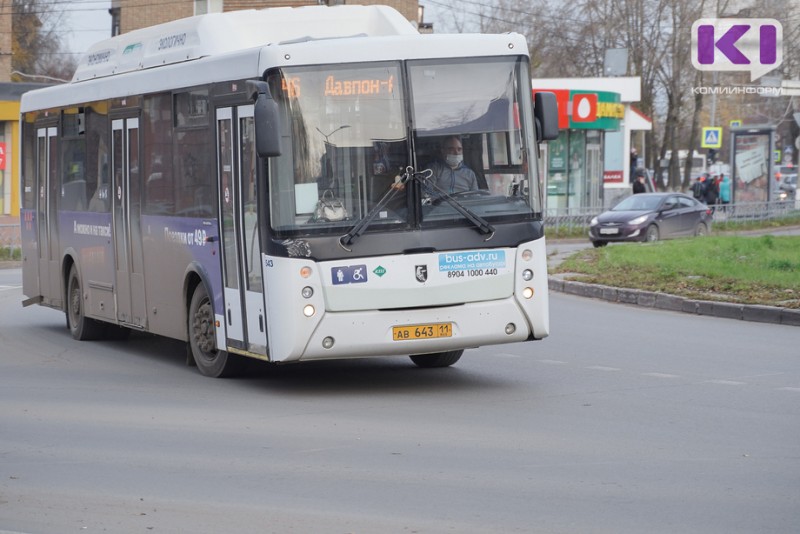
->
[701,127,722,148]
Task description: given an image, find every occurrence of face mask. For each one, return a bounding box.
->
[446,154,463,168]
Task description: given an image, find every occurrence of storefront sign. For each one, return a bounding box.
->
[532,89,622,131]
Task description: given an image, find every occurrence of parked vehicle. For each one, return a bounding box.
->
[589,193,713,247]
[776,166,797,201]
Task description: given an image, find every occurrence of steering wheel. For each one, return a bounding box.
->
[451,189,491,199]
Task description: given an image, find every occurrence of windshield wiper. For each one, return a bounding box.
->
[339,166,494,252]
[421,172,495,240]
[339,168,411,251]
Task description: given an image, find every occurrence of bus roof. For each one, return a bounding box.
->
[72,5,418,83]
[20,5,529,113]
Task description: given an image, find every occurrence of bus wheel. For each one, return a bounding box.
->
[188,283,242,378]
[410,350,463,368]
[67,265,106,341]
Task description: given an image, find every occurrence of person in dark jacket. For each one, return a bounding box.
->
[632,174,647,194]
[705,174,719,207]
[692,175,707,200]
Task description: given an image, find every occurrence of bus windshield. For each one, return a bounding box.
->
[266,57,541,235]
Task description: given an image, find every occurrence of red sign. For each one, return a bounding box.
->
[571,93,598,123]
[604,170,624,183]
[0,142,5,170]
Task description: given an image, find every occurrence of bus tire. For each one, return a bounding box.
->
[410,350,463,368]
[66,265,106,341]
[188,283,243,378]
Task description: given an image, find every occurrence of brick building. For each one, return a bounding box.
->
[0,4,10,82]
[109,0,429,35]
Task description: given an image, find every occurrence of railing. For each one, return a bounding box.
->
[0,197,798,250]
[545,198,800,235]
[544,206,601,234]
[0,223,20,250]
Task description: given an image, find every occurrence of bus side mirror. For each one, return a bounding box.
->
[534,91,559,142]
[247,80,282,158]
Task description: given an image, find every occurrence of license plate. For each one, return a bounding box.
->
[599,227,619,235]
[393,322,452,341]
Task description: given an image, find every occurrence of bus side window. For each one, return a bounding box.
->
[87,108,110,212]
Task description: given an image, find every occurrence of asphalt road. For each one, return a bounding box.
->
[1,270,799,533]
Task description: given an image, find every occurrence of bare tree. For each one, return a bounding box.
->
[430,0,800,187]
[11,0,76,82]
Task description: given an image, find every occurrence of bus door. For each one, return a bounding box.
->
[36,126,58,303]
[111,117,147,327]
[216,105,268,354]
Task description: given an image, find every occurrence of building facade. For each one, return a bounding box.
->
[0,83,51,216]
[110,0,425,35]
[533,77,651,210]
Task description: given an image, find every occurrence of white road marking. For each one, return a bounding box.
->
[705,379,746,386]
[586,365,621,372]
[0,285,22,291]
[642,372,681,379]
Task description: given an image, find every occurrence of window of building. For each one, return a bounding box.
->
[194,0,223,15]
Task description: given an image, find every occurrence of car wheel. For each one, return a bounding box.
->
[592,240,607,248]
[645,224,659,242]
[188,283,243,378]
[694,222,708,237]
[410,350,463,368]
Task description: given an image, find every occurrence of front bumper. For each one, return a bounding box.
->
[589,224,646,242]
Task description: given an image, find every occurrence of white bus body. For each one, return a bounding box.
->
[20,5,557,376]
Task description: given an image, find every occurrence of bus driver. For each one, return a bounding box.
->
[425,135,478,195]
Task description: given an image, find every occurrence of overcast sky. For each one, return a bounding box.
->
[62,0,112,56]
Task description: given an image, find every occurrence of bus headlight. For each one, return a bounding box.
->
[521,249,533,261]
[522,269,533,281]
[322,336,335,349]
[301,286,314,299]
[522,287,534,299]
[303,304,315,317]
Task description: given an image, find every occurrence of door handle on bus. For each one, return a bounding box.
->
[205,235,218,243]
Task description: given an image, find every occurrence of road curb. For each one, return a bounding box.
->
[548,276,799,327]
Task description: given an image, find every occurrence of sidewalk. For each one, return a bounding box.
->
[546,228,800,327]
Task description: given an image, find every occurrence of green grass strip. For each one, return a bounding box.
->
[553,235,800,308]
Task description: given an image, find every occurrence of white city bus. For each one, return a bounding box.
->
[19,5,558,377]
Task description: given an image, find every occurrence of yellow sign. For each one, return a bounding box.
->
[597,102,625,119]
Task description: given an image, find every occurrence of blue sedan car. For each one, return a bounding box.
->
[589,192,713,248]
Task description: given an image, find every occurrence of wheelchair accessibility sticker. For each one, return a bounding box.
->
[331,264,369,285]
